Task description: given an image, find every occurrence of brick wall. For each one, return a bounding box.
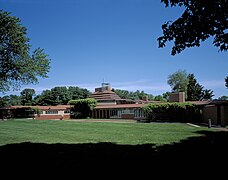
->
[169,92,185,102]
[202,106,217,125]
[121,114,134,119]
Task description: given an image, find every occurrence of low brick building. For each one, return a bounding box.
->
[0,105,71,120]
[202,100,228,127]
[91,83,161,120]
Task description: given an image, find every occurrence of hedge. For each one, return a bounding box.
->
[142,102,202,122]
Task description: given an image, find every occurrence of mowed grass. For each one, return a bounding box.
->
[0,119,214,146]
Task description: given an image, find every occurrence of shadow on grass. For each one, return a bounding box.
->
[1,130,228,175]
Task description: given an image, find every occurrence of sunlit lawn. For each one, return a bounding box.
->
[0,119,214,146]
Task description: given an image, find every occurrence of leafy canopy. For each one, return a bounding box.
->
[0,10,50,92]
[158,0,228,55]
[167,69,189,93]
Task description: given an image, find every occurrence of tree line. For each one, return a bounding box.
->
[2,68,226,108]
[0,86,91,107]
[0,86,163,108]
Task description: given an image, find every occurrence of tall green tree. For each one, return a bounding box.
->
[51,86,69,105]
[187,74,204,101]
[187,74,214,101]
[158,0,228,55]
[9,95,21,106]
[20,88,35,106]
[68,86,91,100]
[0,96,10,108]
[0,10,50,92]
[167,70,189,93]
[34,89,57,106]
[202,89,214,100]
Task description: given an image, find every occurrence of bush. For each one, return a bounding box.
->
[142,102,201,123]
[69,98,97,119]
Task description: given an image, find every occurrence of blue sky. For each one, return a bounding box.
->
[1,0,228,98]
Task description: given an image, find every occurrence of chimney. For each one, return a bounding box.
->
[142,96,148,101]
[169,92,185,102]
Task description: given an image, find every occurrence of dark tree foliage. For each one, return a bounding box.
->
[187,74,214,101]
[34,86,91,106]
[158,0,228,55]
[187,74,204,101]
[202,89,214,100]
[218,95,228,100]
[20,88,35,106]
[225,76,228,88]
[112,89,154,100]
[0,10,50,92]
[0,95,21,108]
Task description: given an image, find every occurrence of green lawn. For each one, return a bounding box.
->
[0,119,214,146]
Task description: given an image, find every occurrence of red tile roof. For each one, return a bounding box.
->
[5,105,71,110]
[94,104,147,109]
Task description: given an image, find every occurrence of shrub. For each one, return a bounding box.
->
[142,102,201,122]
[69,98,97,119]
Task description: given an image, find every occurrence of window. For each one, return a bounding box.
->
[64,109,70,114]
[45,110,58,114]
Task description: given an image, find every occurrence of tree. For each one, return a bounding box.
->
[33,86,91,106]
[50,86,70,105]
[187,74,204,101]
[33,90,54,106]
[0,95,21,107]
[202,89,214,100]
[112,89,154,100]
[225,76,228,88]
[187,74,214,101]
[0,10,50,92]
[167,69,189,93]
[9,95,21,106]
[218,95,228,100]
[68,86,91,100]
[162,92,171,101]
[158,0,228,55]
[20,88,35,106]
[0,96,10,108]
[154,95,166,102]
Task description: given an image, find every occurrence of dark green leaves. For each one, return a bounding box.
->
[158,0,228,55]
[0,10,51,92]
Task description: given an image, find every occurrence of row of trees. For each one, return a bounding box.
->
[111,89,169,101]
[0,87,165,108]
[0,86,91,107]
[1,68,226,108]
